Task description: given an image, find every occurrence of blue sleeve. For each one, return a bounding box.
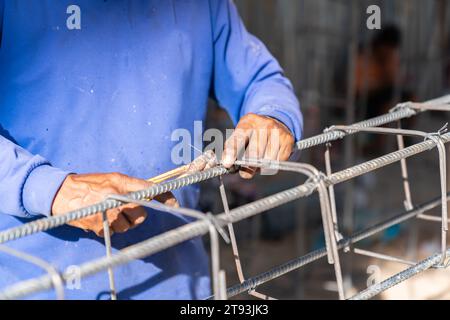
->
[0,136,70,218]
[209,0,303,141]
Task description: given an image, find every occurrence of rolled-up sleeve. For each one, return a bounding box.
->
[209,0,303,141]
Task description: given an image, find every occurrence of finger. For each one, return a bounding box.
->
[122,205,148,228]
[96,207,121,237]
[205,156,218,170]
[111,212,132,233]
[186,153,209,173]
[273,129,294,162]
[264,130,282,161]
[240,130,267,179]
[222,128,252,168]
[95,227,112,238]
[154,191,179,208]
[204,150,218,169]
[93,212,115,238]
[244,129,267,160]
[278,143,293,161]
[239,166,258,179]
[114,173,179,208]
[96,206,127,236]
[70,215,108,237]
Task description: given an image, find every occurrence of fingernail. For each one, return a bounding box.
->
[239,171,252,179]
[135,217,145,224]
[167,198,179,208]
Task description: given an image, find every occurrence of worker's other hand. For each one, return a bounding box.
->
[222,113,295,179]
[184,150,218,175]
[51,173,178,237]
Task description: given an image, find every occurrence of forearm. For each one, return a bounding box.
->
[210,0,303,141]
[242,71,303,142]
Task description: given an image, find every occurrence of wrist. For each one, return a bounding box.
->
[22,165,71,217]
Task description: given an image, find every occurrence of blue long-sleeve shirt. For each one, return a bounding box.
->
[0,0,302,299]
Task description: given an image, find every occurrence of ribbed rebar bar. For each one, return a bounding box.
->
[0,181,318,300]
[349,249,450,300]
[0,166,229,244]
[327,132,450,185]
[2,95,450,300]
[2,130,450,300]
[295,107,416,150]
[295,95,450,151]
[0,245,65,300]
[222,194,447,298]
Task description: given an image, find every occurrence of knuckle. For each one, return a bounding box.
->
[94,226,105,237]
[285,134,295,145]
[109,172,121,178]
[107,208,121,219]
[109,172,125,182]
[224,138,236,148]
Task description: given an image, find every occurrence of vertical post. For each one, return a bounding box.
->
[435,139,448,266]
[342,0,359,293]
[102,211,117,300]
[218,176,274,299]
[324,143,345,299]
[396,120,417,298]
[208,223,221,300]
[324,143,341,239]
[396,121,414,211]
[218,270,227,300]
[219,177,245,282]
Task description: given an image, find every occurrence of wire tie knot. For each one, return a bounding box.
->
[305,172,327,188]
[424,123,448,143]
[389,101,413,113]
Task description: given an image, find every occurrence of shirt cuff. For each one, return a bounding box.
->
[22,165,71,217]
[254,107,302,141]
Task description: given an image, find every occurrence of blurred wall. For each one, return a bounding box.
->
[236,0,450,112]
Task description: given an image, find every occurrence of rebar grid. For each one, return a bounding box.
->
[0,95,450,300]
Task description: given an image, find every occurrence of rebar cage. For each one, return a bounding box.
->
[1,94,450,300]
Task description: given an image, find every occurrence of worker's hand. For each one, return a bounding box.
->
[222,113,295,179]
[184,150,218,175]
[51,173,178,237]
